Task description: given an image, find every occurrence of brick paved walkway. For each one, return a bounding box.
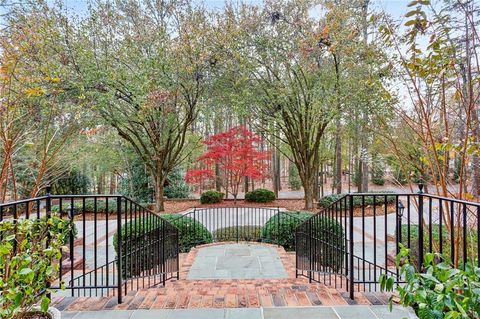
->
[53,242,391,312]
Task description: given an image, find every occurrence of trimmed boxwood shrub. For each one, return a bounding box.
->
[113,216,163,278]
[200,190,225,204]
[245,188,276,203]
[113,214,213,279]
[261,211,313,250]
[162,214,213,252]
[318,191,396,209]
[261,211,344,271]
[213,226,262,242]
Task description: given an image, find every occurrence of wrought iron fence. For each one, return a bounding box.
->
[169,206,304,248]
[0,190,179,303]
[295,186,480,299]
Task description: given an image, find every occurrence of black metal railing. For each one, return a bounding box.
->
[170,206,303,248]
[295,187,480,299]
[0,190,179,303]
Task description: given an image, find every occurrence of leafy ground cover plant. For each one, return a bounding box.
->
[380,244,480,319]
[0,216,72,319]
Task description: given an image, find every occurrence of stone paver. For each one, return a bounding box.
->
[188,244,288,280]
[62,305,417,319]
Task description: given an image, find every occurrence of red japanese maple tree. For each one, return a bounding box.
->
[186,126,270,202]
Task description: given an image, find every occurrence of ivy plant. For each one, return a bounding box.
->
[0,216,71,318]
[380,244,480,319]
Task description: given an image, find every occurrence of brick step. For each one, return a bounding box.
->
[53,277,390,311]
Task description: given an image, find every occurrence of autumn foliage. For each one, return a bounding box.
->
[186,126,270,201]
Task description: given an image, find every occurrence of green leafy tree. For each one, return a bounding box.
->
[66,1,213,212]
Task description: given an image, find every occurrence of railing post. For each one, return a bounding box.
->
[295,222,298,278]
[116,196,123,304]
[176,226,180,280]
[418,183,424,271]
[348,195,354,300]
[46,186,52,299]
[308,220,312,283]
[162,219,166,285]
[236,206,239,243]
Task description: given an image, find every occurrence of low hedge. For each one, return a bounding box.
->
[51,198,120,215]
[318,191,396,209]
[245,188,276,203]
[113,214,212,279]
[200,190,225,204]
[261,211,313,250]
[213,226,262,242]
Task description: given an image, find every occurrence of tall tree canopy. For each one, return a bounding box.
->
[62,1,215,212]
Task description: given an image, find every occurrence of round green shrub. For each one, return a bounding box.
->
[306,215,345,272]
[113,216,164,279]
[245,188,276,203]
[113,214,212,279]
[372,177,385,186]
[162,214,213,252]
[261,211,345,271]
[200,190,225,204]
[261,211,313,250]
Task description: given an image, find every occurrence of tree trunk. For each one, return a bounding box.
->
[361,0,370,193]
[361,150,369,192]
[109,172,116,194]
[154,176,165,213]
[303,173,315,210]
[97,172,104,194]
[215,163,222,192]
[272,140,280,198]
[334,121,342,194]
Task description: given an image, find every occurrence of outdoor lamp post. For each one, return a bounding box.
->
[397,200,405,244]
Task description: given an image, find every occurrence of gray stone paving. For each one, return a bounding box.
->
[62,305,418,319]
[187,243,288,279]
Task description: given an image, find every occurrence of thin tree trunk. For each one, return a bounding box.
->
[303,172,316,210]
[109,172,116,194]
[272,137,280,198]
[154,176,165,213]
[334,121,342,194]
[360,0,370,193]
